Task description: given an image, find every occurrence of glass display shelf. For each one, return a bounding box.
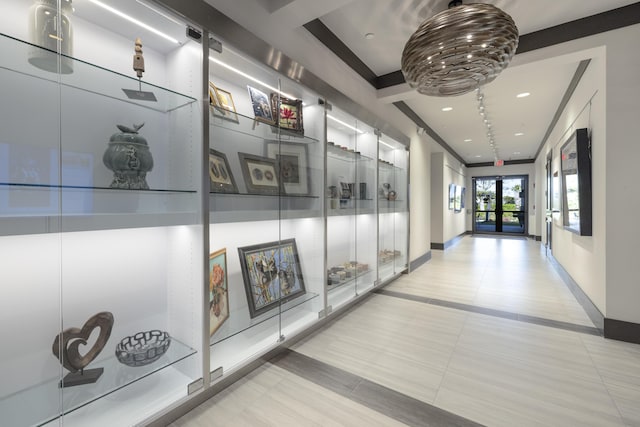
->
[378,199,408,214]
[327,143,374,163]
[0,337,196,427]
[327,201,376,216]
[210,291,320,346]
[327,270,372,292]
[378,160,403,171]
[0,184,198,235]
[210,108,320,145]
[210,193,321,223]
[0,33,196,113]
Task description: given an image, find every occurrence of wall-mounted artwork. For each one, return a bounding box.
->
[270,94,304,135]
[454,185,463,212]
[448,183,455,210]
[238,239,306,318]
[209,248,229,336]
[561,128,592,235]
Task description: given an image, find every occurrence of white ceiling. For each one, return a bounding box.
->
[200,0,636,164]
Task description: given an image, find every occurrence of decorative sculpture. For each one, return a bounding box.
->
[133,37,145,79]
[52,311,114,387]
[103,123,154,189]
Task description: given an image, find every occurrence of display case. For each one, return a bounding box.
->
[0,2,203,426]
[325,107,378,310]
[207,37,326,374]
[377,134,409,283]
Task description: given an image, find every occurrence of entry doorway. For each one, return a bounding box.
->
[473,175,528,234]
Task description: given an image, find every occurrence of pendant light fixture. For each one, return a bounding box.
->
[401,1,518,97]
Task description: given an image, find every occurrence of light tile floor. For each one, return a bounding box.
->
[171,236,640,426]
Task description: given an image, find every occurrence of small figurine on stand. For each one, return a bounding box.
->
[133,37,145,82]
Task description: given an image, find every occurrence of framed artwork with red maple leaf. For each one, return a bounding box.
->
[270,94,304,135]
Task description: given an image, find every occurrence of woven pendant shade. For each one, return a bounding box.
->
[401,2,518,97]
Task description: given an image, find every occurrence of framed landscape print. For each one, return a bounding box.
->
[209,148,238,193]
[454,185,462,212]
[247,85,275,125]
[560,128,592,236]
[448,183,455,210]
[237,238,306,318]
[209,248,229,336]
[265,141,310,195]
[270,94,304,135]
[237,152,282,195]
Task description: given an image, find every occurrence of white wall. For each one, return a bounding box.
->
[410,132,432,262]
[431,150,466,245]
[521,21,640,322]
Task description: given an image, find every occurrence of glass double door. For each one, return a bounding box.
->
[474,175,527,234]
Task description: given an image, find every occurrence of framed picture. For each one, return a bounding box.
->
[237,152,282,195]
[209,82,237,123]
[265,141,310,195]
[247,85,275,125]
[560,128,592,235]
[209,148,238,193]
[448,184,455,210]
[238,238,306,318]
[214,86,239,123]
[460,187,466,210]
[209,248,230,336]
[270,94,304,134]
[454,185,462,212]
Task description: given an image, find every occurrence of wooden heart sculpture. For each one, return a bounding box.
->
[52,311,114,373]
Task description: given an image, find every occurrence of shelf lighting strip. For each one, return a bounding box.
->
[88,0,179,44]
[327,114,366,134]
[379,140,395,149]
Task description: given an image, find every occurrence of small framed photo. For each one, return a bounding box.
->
[265,141,310,195]
[209,248,230,337]
[247,85,275,125]
[238,238,306,318]
[209,82,226,119]
[237,152,282,195]
[448,184,455,210]
[209,148,238,194]
[270,94,304,135]
[214,86,239,123]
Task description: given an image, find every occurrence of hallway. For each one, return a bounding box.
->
[170,236,640,426]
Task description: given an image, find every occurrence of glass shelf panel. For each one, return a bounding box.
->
[210,292,319,346]
[327,143,374,163]
[0,338,196,427]
[0,33,196,113]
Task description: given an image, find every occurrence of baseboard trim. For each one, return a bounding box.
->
[547,252,605,334]
[431,232,466,251]
[534,235,542,241]
[409,251,431,272]
[604,318,640,344]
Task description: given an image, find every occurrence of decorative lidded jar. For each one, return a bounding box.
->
[103,123,154,190]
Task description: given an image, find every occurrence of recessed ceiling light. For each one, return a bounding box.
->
[442,107,453,112]
[513,151,521,154]
[516,92,530,98]
[515,132,524,136]
[365,33,375,40]
[464,139,472,142]
[475,155,482,158]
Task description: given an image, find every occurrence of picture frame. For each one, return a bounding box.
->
[209,248,230,336]
[214,86,239,123]
[208,82,238,123]
[448,184,455,210]
[208,148,239,194]
[247,85,275,125]
[237,152,283,195]
[560,128,592,235]
[265,141,310,195]
[460,187,466,210]
[270,94,304,135]
[238,238,306,318]
[454,185,462,212]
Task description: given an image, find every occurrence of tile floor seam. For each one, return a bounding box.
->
[578,333,630,426]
